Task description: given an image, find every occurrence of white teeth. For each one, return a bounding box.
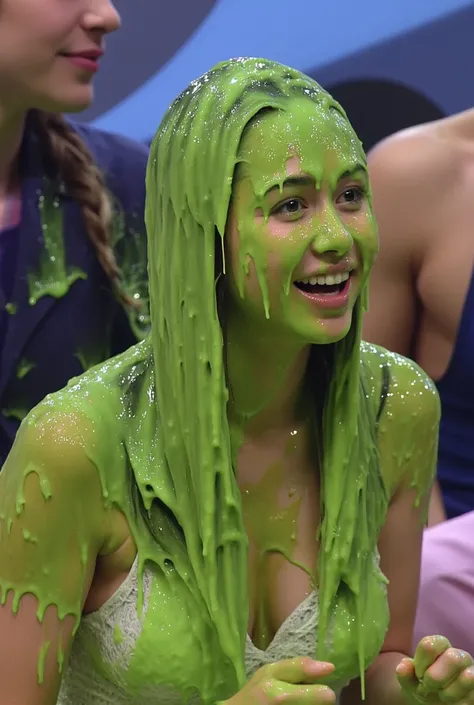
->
[296,271,350,286]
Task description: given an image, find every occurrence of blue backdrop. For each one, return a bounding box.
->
[74,0,473,147]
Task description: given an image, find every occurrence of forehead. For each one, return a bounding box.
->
[237,99,364,194]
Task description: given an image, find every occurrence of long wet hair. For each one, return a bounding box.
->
[145,57,388,683]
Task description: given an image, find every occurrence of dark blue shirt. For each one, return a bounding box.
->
[0,224,19,355]
[436,266,474,518]
[0,118,149,464]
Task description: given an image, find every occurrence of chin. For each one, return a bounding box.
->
[40,86,94,114]
[304,314,354,346]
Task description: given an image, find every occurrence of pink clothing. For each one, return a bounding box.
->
[414,511,474,653]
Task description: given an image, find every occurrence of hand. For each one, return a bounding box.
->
[396,635,474,703]
[227,657,336,704]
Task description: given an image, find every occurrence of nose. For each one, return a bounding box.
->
[309,210,353,259]
[82,0,121,34]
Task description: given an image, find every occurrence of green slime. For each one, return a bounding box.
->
[7,177,149,338]
[0,58,439,702]
[2,178,150,421]
[241,456,313,651]
[27,188,87,306]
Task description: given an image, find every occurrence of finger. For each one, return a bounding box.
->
[269,657,335,685]
[422,649,474,692]
[396,657,420,692]
[276,683,336,704]
[414,636,452,680]
[435,666,474,703]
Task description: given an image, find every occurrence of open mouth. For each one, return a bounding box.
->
[294,271,352,297]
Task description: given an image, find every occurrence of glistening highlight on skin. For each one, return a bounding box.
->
[0,58,439,703]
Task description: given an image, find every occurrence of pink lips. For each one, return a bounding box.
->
[295,274,353,310]
[60,49,104,74]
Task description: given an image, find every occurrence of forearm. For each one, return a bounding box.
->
[427,481,446,527]
[341,652,408,705]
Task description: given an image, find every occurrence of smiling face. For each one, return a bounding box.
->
[225,99,378,345]
[0,0,121,114]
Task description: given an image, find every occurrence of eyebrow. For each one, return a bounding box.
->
[264,176,314,196]
[339,163,368,180]
[264,163,368,197]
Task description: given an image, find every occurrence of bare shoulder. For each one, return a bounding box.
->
[4,338,152,484]
[361,342,440,492]
[1,348,135,501]
[367,118,469,262]
[0,392,110,705]
[368,119,464,190]
[7,371,107,476]
[361,341,439,419]
[0,394,106,541]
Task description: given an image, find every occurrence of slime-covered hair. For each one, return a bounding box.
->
[146,58,388,689]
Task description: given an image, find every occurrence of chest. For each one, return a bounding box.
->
[66,558,389,705]
[236,429,321,648]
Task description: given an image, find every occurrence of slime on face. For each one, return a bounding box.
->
[147,57,390,692]
[0,58,435,702]
[230,101,377,333]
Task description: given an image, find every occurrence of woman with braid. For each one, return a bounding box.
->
[0,0,149,463]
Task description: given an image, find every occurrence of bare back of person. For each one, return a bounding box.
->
[365,108,474,381]
[364,108,474,522]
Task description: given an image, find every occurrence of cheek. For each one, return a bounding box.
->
[225,216,259,299]
[224,223,288,313]
[350,219,379,262]
[263,219,313,278]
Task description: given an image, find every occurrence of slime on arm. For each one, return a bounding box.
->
[1,58,385,700]
[0,58,437,703]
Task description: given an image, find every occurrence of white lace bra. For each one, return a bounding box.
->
[57,555,388,704]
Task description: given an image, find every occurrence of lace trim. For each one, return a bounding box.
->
[58,556,379,704]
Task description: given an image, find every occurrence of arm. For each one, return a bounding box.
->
[364,135,448,525]
[363,138,422,356]
[426,481,446,527]
[0,410,110,705]
[342,354,440,705]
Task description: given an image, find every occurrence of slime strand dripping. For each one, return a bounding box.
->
[28,182,87,306]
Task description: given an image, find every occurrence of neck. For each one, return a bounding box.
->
[226,309,312,438]
[0,104,25,197]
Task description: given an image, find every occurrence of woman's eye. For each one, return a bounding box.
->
[272,198,305,218]
[337,186,366,206]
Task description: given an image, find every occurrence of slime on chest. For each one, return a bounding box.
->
[0,58,437,702]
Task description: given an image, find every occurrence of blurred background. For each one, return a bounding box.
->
[72,0,474,151]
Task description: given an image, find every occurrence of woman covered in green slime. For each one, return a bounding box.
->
[1,58,473,705]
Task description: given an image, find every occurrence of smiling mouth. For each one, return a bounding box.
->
[294,271,352,296]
